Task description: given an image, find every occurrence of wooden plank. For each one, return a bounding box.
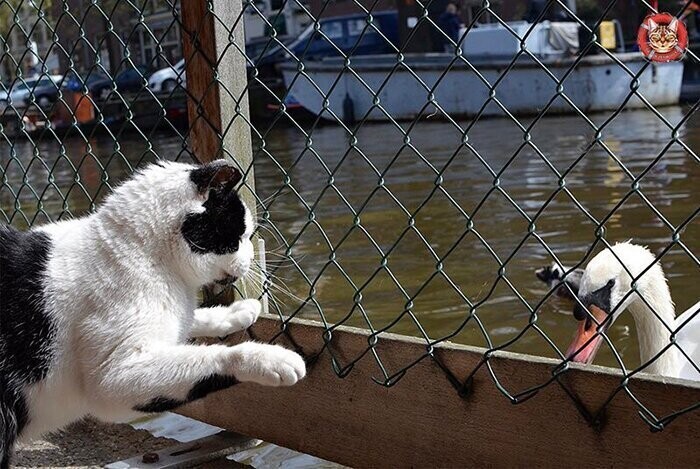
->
[181,315,700,467]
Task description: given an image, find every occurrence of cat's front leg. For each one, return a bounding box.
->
[190,299,262,338]
[99,342,306,414]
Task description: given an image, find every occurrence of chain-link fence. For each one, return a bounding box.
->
[1,0,698,435]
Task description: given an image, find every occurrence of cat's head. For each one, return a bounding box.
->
[180,160,255,286]
[647,18,678,54]
[102,159,255,287]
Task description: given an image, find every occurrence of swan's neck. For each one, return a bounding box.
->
[628,287,679,377]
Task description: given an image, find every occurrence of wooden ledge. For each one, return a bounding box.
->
[181,314,700,467]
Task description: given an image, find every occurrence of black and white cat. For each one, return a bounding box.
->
[0,159,306,467]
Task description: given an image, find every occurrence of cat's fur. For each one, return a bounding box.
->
[0,159,305,467]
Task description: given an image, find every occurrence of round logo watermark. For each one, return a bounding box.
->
[637,13,688,62]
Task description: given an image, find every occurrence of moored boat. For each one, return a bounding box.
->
[280,21,684,122]
[281,52,683,121]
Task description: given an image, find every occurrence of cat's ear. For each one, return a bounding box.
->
[190,161,242,194]
[668,18,678,32]
[208,165,242,190]
[647,18,658,30]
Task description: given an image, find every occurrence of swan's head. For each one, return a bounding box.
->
[566,242,663,364]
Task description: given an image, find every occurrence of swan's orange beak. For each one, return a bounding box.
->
[566,304,609,364]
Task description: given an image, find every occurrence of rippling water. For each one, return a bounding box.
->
[1,105,698,371]
[252,105,699,370]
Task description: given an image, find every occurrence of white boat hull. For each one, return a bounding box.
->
[281,53,683,121]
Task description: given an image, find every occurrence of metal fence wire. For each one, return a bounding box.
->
[0,0,698,433]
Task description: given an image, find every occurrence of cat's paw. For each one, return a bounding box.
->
[227,299,262,332]
[191,300,262,338]
[231,342,306,386]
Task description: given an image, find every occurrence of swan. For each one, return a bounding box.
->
[565,242,700,381]
[535,262,583,300]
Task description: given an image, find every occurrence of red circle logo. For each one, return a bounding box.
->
[637,13,688,62]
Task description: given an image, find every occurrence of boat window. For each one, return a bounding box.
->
[321,21,343,39]
[348,19,368,36]
[34,79,53,88]
[14,80,38,91]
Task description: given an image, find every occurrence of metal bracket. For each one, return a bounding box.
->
[105,432,260,469]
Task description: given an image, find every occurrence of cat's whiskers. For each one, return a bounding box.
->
[238,265,282,307]
[253,192,285,218]
[255,225,284,244]
[245,269,282,302]
[247,265,305,304]
[258,257,296,270]
[258,248,307,267]
[252,259,294,286]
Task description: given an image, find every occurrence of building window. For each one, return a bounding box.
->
[137,21,181,69]
[143,0,173,16]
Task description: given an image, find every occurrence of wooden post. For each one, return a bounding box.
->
[180,0,261,303]
[180,0,223,162]
[180,0,255,210]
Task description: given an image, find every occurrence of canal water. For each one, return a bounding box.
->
[1,105,698,372]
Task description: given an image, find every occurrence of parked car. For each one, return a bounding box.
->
[148,59,185,93]
[63,66,152,99]
[63,70,113,98]
[0,75,63,110]
[294,11,399,59]
[245,11,400,67]
[114,65,151,93]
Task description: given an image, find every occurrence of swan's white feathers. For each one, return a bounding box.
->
[580,242,698,381]
[675,301,700,381]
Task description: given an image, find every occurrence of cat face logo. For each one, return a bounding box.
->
[637,13,688,62]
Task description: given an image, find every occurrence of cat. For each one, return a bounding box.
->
[647,17,679,54]
[0,159,306,468]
